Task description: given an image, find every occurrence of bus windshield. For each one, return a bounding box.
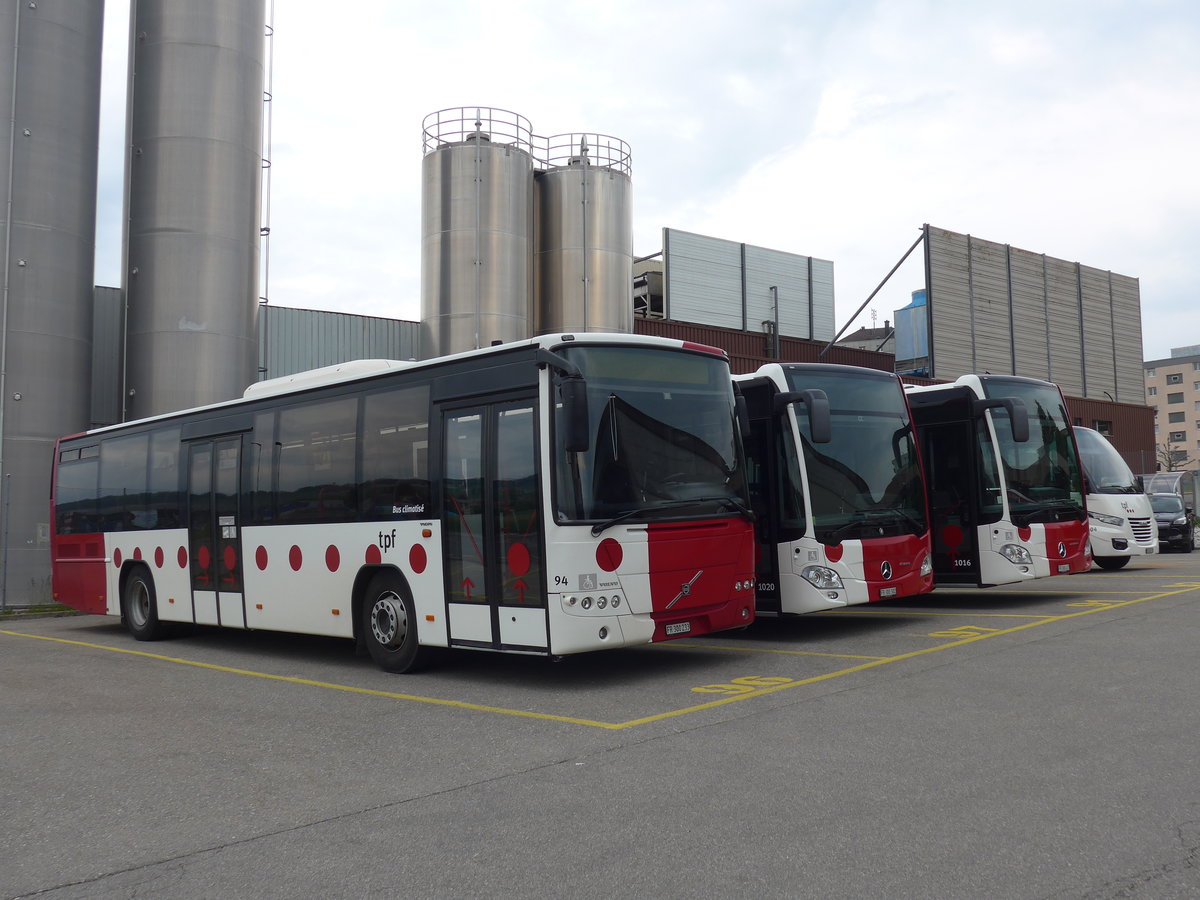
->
[553,346,747,524]
[981,379,1085,524]
[786,370,927,543]
[1073,426,1140,495]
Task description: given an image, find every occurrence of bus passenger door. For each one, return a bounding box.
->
[921,422,980,582]
[440,397,547,652]
[187,437,245,628]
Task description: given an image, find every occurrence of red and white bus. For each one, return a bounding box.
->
[735,364,934,614]
[50,334,756,672]
[905,374,1091,586]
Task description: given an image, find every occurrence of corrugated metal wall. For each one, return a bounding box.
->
[258,306,421,379]
[662,228,834,341]
[925,225,1143,403]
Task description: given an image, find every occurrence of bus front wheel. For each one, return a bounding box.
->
[122,568,167,640]
[1094,556,1129,571]
[362,572,428,673]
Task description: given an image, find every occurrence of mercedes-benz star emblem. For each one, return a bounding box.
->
[880,561,893,580]
[1057,541,1067,558]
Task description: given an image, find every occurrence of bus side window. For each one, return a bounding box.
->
[362,385,431,519]
[277,397,359,525]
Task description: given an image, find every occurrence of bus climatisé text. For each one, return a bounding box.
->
[736,363,934,614]
[905,374,1091,587]
[50,334,757,672]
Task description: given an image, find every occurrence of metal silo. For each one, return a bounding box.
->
[535,133,632,335]
[0,2,103,605]
[124,0,266,418]
[420,107,535,359]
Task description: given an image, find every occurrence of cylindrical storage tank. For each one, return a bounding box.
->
[535,133,632,335]
[124,0,266,418]
[420,107,534,359]
[0,3,103,604]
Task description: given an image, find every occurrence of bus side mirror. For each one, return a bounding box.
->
[974,397,1029,443]
[561,377,590,453]
[735,393,751,441]
[1134,475,1145,493]
[773,388,831,444]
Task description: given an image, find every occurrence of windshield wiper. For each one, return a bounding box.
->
[1012,498,1085,525]
[822,508,922,543]
[591,496,754,536]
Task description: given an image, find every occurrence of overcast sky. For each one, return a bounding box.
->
[95,0,1200,361]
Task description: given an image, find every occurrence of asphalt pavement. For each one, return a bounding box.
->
[2,551,1199,899]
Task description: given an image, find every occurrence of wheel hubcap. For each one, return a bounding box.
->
[370,591,407,649]
[130,582,149,627]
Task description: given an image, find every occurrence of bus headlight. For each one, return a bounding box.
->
[919,554,933,577]
[801,566,844,590]
[1000,544,1033,565]
[1089,511,1124,527]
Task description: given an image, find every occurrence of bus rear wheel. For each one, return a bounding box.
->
[122,568,167,640]
[1094,556,1129,571]
[362,572,428,673]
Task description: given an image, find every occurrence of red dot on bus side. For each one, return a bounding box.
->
[198,545,211,570]
[256,546,269,570]
[326,545,340,572]
[133,547,143,561]
[154,547,164,568]
[507,541,531,577]
[178,546,188,568]
[224,545,237,571]
[1018,525,1032,541]
[409,544,427,574]
[942,525,964,549]
[596,538,622,572]
[113,548,122,567]
[824,543,844,563]
[289,545,303,571]
[365,544,382,565]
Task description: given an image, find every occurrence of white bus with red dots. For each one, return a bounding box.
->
[49,333,757,672]
[734,363,934,614]
[904,374,1091,587]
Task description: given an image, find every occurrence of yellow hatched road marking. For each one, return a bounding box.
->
[5,582,1199,731]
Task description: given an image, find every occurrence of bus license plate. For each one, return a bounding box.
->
[1058,564,1070,573]
[665,622,691,636]
[879,587,897,598]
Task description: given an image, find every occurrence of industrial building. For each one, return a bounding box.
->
[0,2,1155,606]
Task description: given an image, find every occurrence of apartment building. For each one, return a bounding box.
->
[1144,344,1200,469]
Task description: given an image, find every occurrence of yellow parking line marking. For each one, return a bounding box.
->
[817,610,1056,619]
[0,631,618,729]
[5,582,1198,730]
[668,641,886,660]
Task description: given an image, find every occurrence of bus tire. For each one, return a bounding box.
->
[362,571,428,673]
[1094,556,1129,571]
[122,567,167,641]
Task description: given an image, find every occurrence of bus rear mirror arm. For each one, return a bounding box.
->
[560,377,590,453]
[773,389,831,444]
[536,349,590,452]
[733,385,751,441]
[974,397,1029,443]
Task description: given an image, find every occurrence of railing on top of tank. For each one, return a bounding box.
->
[422,106,535,156]
[537,132,631,176]
[421,107,631,176]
